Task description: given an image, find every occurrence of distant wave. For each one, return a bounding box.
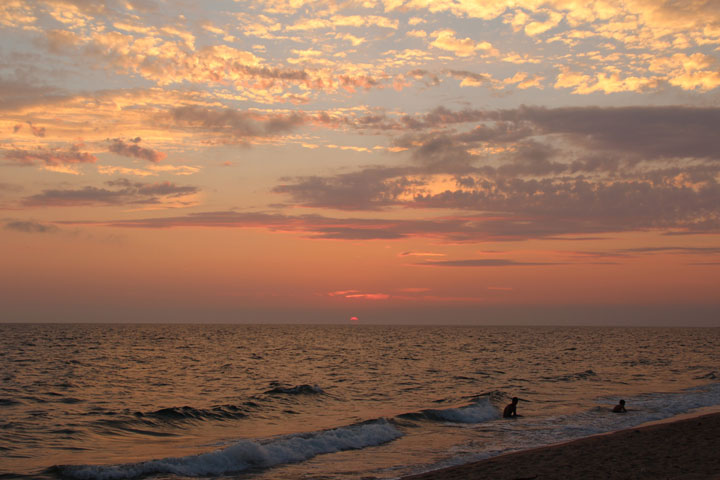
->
[91,403,253,434]
[398,397,499,424]
[54,419,402,479]
[139,404,249,421]
[264,384,324,395]
[0,398,22,407]
[542,369,597,382]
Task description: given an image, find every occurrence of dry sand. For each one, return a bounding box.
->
[402,412,720,480]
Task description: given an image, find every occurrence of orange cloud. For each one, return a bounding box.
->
[0,1,36,28]
[430,29,496,57]
[328,290,391,300]
[4,144,96,167]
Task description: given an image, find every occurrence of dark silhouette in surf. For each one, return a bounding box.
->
[503,397,520,418]
[612,399,627,413]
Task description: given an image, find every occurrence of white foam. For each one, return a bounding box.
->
[513,382,720,449]
[427,397,499,423]
[58,419,402,479]
[605,381,720,426]
[414,382,720,477]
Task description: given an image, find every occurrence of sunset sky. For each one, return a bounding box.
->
[1,0,719,325]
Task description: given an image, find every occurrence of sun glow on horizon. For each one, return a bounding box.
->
[0,0,719,325]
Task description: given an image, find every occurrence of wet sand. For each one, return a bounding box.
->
[403,412,720,479]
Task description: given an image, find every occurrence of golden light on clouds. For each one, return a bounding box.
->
[1,0,719,323]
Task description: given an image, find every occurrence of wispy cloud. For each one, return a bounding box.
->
[328,290,391,300]
[415,259,561,267]
[4,220,59,233]
[56,210,651,242]
[168,106,305,142]
[3,144,96,167]
[23,179,199,208]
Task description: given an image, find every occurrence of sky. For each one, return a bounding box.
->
[1,0,719,325]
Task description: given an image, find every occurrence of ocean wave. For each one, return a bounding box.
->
[532,381,720,445]
[139,404,248,422]
[0,398,22,407]
[54,419,402,480]
[264,384,324,395]
[542,369,597,382]
[92,404,252,433]
[398,397,499,424]
[631,381,720,419]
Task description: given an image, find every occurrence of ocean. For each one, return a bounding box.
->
[1,324,718,479]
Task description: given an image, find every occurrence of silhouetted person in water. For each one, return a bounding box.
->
[612,399,627,413]
[503,397,519,418]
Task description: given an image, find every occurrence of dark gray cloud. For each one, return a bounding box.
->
[382,105,720,164]
[334,106,493,133]
[339,74,380,90]
[23,179,198,207]
[0,78,70,112]
[272,105,720,237]
[58,210,641,242]
[28,122,46,137]
[495,140,566,176]
[236,65,309,81]
[3,144,96,166]
[169,106,305,140]
[413,176,720,232]
[273,166,417,210]
[4,220,59,233]
[620,246,720,255]
[272,161,720,233]
[512,105,720,160]
[108,137,166,163]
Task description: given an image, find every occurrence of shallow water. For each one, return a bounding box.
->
[0,324,718,479]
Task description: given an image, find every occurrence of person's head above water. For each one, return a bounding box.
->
[511,397,519,404]
[619,399,625,405]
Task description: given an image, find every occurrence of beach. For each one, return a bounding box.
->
[403,412,720,480]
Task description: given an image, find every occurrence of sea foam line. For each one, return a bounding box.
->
[55,419,402,480]
[398,396,499,424]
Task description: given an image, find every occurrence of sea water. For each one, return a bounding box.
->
[0,324,718,479]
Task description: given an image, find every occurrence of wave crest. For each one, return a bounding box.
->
[55,419,402,480]
[399,397,499,424]
[264,384,324,395]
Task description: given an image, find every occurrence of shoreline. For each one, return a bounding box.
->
[402,411,720,479]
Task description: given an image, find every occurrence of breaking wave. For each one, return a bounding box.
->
[398,397,499,424]
[54,419,402,480]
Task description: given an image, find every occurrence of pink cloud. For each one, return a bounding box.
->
[328,290,391,300]
[4,144,96,166]
[344,293,391,300]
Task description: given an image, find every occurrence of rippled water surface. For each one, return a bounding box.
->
[0,324,718,479]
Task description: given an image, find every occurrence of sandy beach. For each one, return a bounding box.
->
[403,412,720,480]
